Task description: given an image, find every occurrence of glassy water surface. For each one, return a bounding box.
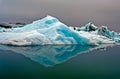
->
[0,44,120,79]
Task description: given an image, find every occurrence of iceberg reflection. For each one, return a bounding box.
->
[0,44,114,67]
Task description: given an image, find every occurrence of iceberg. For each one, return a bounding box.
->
[0,15,120,46]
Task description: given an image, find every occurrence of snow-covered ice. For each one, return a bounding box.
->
[0,16,120,46]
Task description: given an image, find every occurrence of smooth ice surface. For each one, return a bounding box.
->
[0,16,120,46]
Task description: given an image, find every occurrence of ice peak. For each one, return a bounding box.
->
[30,15,60,27]
[45,15,57,20]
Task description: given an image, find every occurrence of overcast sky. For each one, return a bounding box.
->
[0,0,120,31]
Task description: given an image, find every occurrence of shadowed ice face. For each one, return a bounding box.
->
[0,0,120,31]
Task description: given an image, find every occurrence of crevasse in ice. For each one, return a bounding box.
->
[0,16,119,46]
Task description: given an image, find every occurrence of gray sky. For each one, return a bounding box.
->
[0,0,120,31]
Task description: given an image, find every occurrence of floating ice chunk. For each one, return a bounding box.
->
[0,16,119,46]
[75,22,98,32]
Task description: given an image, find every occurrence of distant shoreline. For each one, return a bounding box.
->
[0,22,26,28]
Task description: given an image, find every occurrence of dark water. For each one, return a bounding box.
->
[0,44,120,79]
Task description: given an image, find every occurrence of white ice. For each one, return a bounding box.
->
[0,16,119,46]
